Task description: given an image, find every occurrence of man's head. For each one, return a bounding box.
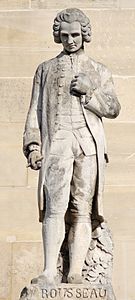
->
[53,8,91,53]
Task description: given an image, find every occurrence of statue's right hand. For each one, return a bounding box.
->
[27,151,43,170]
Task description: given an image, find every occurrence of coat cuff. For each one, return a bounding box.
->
[23,128,41,158]
[85,86,97,104]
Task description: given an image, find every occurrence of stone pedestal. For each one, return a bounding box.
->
[19,283,116,300]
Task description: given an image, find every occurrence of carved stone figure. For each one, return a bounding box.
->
[23,8,120,289]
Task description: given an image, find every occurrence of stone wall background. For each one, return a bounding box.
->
[0,1,135,299]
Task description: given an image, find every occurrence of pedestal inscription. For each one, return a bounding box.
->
[20,284,116,300]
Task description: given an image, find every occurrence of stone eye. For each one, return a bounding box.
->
[72,33,80,38]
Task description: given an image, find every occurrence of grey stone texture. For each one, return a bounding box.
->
[0,242,12,299]
[0,123,26,186]
[0,78,32,122]
[19,223,116,299]
[119,0,135,8]
[31,0,117,9]
[22,10,120,292]
[0,1,135,300]
[0,10,135,76]
[12,242,43,300]
[57,222,113,285]
[0,0,29,10]
[104,186,135,239]
[19,283,116,300]
[0,187,41,241]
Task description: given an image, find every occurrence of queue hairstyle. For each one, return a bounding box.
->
[53,8,92,44]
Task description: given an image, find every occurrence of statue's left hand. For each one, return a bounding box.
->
[70,73,93,96]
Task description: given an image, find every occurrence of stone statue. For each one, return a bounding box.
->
[23,7,120,293]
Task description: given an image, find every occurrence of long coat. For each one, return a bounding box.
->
[23,50,120,227]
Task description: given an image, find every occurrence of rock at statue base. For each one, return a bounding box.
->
[19,283,116,300]
[58,222,114,285]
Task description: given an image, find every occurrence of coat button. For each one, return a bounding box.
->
[59,83,63,87]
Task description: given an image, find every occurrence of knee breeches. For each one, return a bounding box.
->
[44,129,97,220]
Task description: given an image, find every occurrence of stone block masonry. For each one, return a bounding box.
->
[0,1,135,300]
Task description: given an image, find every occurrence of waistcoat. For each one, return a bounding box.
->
[54,51,96,156]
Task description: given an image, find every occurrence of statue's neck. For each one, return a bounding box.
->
[62,47,84,56]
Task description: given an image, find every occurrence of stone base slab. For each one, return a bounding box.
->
[19,284,116,300]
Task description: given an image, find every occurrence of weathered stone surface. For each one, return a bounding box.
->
[105,153,135,186]
[125,242,135,300]
[27,168,38,188]
[0,10,135,76]
[0,239,131,300]
[0,48,133,78]
[119,0,135,8]
[1,186,135,242]
[57,222,113,286]
[0,144,27,187]
[1,48,135,77]
[0,242,12,300]
[11,242,43,300]
[0,77,135,125]
[0,122,24,145]
[0,49,59,77]
[0,187,41,240]
[113,77,135,122]
[0,0,29,10]
[104,186,135,238]
[0,78,32,122]
[21,11,119,300]
[112,240,126,300]
[31,0,117,9]
[19,283,115,300]
[21,118,132,192]
[2,238,133,300]
[23,12,120,295]
[0,7,133,300]
[0,10,55,48]
[0,121,27,187]
[0,122,31,187]
[0,76,133,123]
[0,123,37,188]
[104,122,135,155]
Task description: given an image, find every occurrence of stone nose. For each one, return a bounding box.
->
[67,35,73,44]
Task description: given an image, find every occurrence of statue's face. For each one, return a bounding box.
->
[60,21,82,53]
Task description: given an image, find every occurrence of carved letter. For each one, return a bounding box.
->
[42,289,48,299]
[66,288,73,298]
[76,288,82,298]
[57,288,61,297]
[83,288,88,298]
[50,289,57,298]
[90,289,98,298]
[99,288,107,298]
[63,288,68,297]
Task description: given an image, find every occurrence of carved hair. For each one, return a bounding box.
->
[53,8,92,44]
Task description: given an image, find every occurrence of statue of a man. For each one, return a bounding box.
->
[23,8,120,287]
